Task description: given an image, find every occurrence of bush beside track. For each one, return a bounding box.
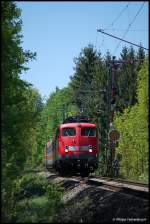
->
[2,172,64,223]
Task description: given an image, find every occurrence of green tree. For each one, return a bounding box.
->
[114,59,148,181]
[1,2,44,221]
[116,46,137,110]
[116,46,146,112]
[70,44,100,110]
[2,1,37,179]
[136,44,146,71]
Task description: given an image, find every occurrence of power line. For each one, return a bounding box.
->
[99,3,129,53]
[103,29,148,32]
[100,34,107,52]
[128,2,145,28]
[97,29,148,51]
[127,1,130,25]
[94,31,98,50]
[105,3,129,29]
[113,2,146,54]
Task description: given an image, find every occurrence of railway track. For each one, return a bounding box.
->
[44,171,148,200]
[91,175,148,187]
[39,171,149,223]
[86,177,148,200]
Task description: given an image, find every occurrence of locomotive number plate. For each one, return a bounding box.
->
[68,146,76,151]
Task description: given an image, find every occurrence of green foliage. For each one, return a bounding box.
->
[70,44,100,108]
[1,2,47,221]
[116,46,146,111]
[114,60,148,181]
[2,1,38,179]
[2,173,64,223]
[13,174,47,199]
[42,87,76,139]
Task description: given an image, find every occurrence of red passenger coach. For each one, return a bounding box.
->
[45,116,100,176]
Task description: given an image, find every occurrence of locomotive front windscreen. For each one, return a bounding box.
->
[81,127,96,136]
[62,127,76,136]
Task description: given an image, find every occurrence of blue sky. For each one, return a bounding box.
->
[17,1,148,100]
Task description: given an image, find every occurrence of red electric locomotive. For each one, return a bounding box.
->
[45,116,100,176]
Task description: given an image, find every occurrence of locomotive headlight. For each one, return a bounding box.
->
[88,145,93,152]
[65,145,69,153]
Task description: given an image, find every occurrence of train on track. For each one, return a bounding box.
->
[45,116,100,176]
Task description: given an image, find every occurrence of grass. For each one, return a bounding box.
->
[15,196,53,223]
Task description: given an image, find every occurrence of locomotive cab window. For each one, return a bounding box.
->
[81,127,96,136]
[62,128,76,136]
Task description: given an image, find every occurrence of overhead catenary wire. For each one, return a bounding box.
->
[94,31,98,50]
[102,29,148,32]
[98,3,129,53]
[127,1,130,26]
[104,3,129,30]
[97,29,148,51]
[99,34,107,53]
[112,2,146,55]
